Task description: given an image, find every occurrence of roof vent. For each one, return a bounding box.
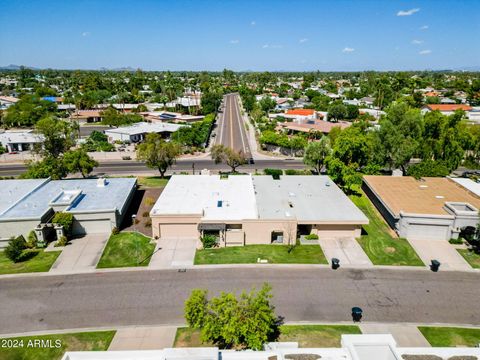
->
[435,195,445,199]
[97,178,107,187]
[419,185,428,189]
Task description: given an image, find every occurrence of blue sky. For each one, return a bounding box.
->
[0,0,479,71]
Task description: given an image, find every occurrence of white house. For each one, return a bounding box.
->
[104,122,185,143]
[0,130,44,152]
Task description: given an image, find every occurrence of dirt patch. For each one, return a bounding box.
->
[285,355,321,360]
[122,188,163,236]
[385,246,396,253]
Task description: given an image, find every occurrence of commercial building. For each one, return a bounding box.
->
[0,130,43,152]
[104,122,185,143]
[150,175,368,245]
[362,176,480,241]
[61,334,480,360]
[0,177,136,246]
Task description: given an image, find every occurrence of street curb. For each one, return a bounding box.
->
[0,262,478,280]
[1,321,479,339]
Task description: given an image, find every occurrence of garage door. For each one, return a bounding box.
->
[72,219,112,235]
[315,225,358,239]
[406,224,449,241]
[159,224,198,239]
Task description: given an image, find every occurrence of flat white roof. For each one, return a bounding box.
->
[253,175,369,223]
[0,130,44,144]
[104,122,185,136]
[151,175,368,224]
[451,177,480,197]
[150,175,258,221]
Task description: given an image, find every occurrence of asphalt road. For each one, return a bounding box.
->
[0,268,479,334]
[0,159,305,176]
[216,93,252,157]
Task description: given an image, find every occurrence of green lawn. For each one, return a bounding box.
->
[349,192,424,266]
[457,249,480,268]
[96,232,155,268]
[137,176,169,188]
[174,327,213,348]
[279,325,362,347]
[195,244,328,265]
[0,250,61,275]
[418,326,480,347]
[0,331,115,360]
[174,325,361,348]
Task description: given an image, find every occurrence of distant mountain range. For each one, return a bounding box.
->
[1,64,479,72]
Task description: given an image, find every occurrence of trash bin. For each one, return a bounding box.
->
[332,258,340,269]
[351,307,363,322]
[430,260,441,272]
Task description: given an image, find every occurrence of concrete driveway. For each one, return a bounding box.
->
[319,237,372,267]
[408,239,471,271]
[49,233,109,274]
[149,237,197,269]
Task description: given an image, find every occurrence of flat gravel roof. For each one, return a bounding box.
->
[363,175,480,216]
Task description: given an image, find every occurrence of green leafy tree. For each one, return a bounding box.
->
[5,236,27,263]
[407,160,450,179]
[2,94,57,127]
[303,137,332,173]
[137,133,181,178]
[184,284,277,350]
[210,144,246,173]
[52,212,74,236]
[185,289,208,329]
[63,149,98,178]
[326,157,362,193]
[328,103,347,121]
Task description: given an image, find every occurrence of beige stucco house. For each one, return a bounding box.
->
[150,175,368,246]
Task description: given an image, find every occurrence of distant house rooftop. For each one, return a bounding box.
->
[286,109,315,116]
[363,176,480,216]
[104,121,185,136]
[423,104,472,112]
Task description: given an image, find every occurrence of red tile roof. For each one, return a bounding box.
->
[286,109,315,116]
[425,104,472,111]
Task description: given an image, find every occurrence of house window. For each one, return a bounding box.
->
[217,200,223,208]
[271,231,284,244]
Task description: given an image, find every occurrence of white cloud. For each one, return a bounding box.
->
[419,49,432,55]
[299,38,308,43]
[411,39,423,45]
[420,25,429,30]
[250,21,256,26]
[397,8,420,16]
[81,31,90,37]
[262,44,283,49]
[342,47,355,53]
[229,39,240,44]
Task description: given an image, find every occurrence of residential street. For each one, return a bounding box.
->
[216,93,252,157]
[0,267,479,335]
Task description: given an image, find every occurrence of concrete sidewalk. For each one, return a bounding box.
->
[108,326,177,350]
[360,323,431,347]
[319,237,373,267]
[49,233,109,274]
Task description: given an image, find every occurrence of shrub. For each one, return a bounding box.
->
[55,235,68,247]
[26,230,38,249]
[145,219,152,228]
[449,238,463,245]
[264,168,283,179]
[142,211,150,218]
[111,227,120,235]
[5,236,27,262]
[305,233,319,240]
[52,212,74,236]
[201,234,218,249]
